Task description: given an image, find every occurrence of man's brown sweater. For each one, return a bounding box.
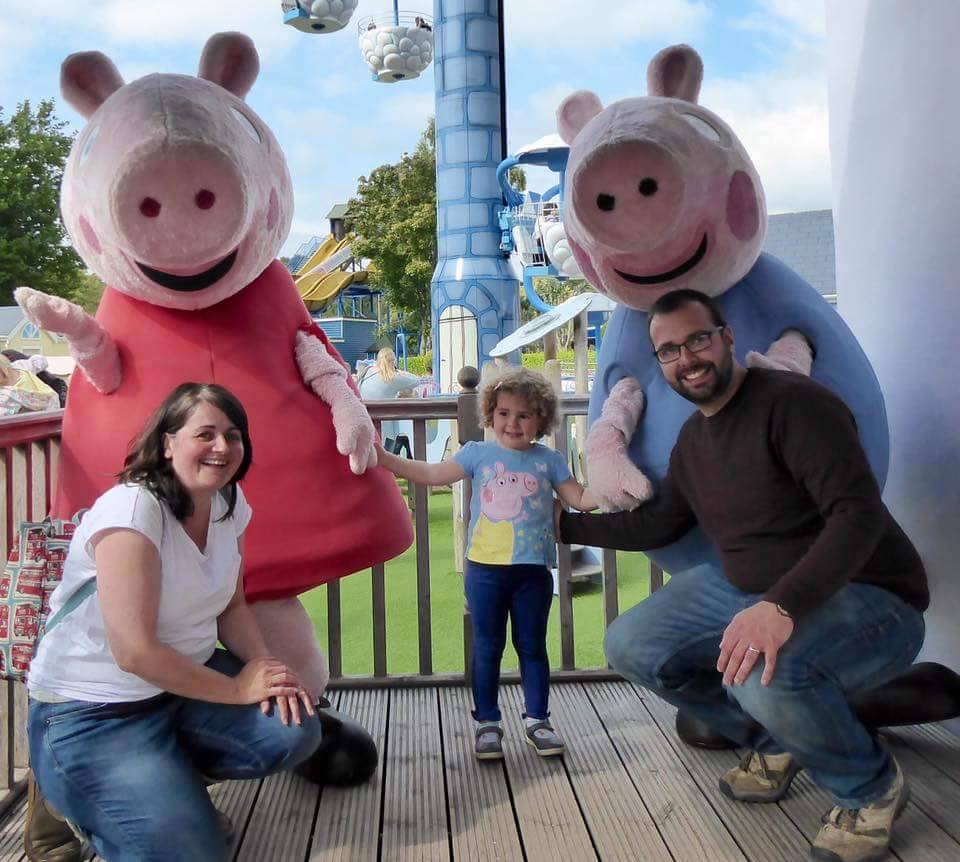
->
[562,369,928,619]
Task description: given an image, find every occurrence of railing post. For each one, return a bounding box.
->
[456,367,482,681]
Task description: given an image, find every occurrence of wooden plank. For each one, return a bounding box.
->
[642,692,809,861]
[372,563,387,677]
[588,681,746,862]
[875,730,960,845]
[413,421,432,677]
[499,685,595,861]
[556,683,672,862]
[311,688,389,861]
[28,443,47,520]
[235,771,318,862]
[380,688,448,861]
[438,686,523,861]
[0,792,27,861]
[601,549,618,630]
[553,420,575,670]
[207,777,262,859]
[890,723,960,782]
[327,579,342,680]
[9,450,27,775]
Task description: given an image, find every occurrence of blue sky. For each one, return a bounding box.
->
[0,0,829,259]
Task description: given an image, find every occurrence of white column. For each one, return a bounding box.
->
[827,0,960,725]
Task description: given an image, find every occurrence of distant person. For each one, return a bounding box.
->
[26,383,321,862]
[2,349,67,407]
[367,20,376,31]
[414,16,432,31]
[377,368,597,761]
[0,352,60,415]
[358,347,418,457]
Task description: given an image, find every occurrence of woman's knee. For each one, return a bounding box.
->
[266,715,323,770]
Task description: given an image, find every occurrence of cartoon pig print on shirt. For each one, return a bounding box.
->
[480,463,539,522]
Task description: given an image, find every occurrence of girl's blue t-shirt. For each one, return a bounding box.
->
[453,441,571,567]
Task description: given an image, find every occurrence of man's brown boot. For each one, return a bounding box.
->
[23,774,82,862]
[719,751,801,803]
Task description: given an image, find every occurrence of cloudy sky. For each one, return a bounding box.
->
[0,0,829,258]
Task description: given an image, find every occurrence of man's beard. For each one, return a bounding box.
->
[669,353,734,405]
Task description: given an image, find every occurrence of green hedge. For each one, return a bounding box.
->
[406,353,433,376]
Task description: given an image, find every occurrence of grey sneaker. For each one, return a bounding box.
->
[719,751,801,803]
[811,758,909,862]
[475,724,504,760]
[524,721,565,757]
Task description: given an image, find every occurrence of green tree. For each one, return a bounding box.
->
[71,271,106,313]
[347,119,437,344]
[507,165,527,193]
[520,276,592,349]
[0,100,84,305]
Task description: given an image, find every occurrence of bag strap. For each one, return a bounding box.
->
[42,579,98,637]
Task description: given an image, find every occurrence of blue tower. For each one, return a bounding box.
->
[431,0,519,391]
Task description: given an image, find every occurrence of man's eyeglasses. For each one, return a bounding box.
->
[653,326,725,364]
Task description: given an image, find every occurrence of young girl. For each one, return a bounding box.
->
[377,368,595,760]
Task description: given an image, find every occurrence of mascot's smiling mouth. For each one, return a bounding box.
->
[137,249,238,292]
[614,234,708,285]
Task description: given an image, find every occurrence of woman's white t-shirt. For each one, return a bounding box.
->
[28,483,252,703]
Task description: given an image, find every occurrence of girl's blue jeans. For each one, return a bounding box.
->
[465,560,553,722]
[603,564,925,809]
[28,649,322,862]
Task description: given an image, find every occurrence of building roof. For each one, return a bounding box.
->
[764,209,836,300]
[0,307,24,337]
[326,204,350,220]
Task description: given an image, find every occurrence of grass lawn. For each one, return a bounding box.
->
[301,488,656,677]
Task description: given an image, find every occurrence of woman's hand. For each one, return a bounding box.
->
[234,657,301,705]
[263,688,316,727]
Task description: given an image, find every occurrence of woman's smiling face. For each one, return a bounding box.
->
[163,401,245,497]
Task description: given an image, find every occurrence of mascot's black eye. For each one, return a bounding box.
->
[597,193,616,212]
[639,178,658,196]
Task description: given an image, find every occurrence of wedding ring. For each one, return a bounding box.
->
[746,646,761,653]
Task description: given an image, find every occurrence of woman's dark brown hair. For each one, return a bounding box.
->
[119,383,253,521]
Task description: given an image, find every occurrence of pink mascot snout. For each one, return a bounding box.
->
[480,464,538,522]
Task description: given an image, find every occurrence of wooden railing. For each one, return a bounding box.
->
[0,410,63,809]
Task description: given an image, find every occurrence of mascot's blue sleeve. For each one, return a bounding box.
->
[588,252,889,575]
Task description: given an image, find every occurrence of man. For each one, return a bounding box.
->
[558,288,928,862]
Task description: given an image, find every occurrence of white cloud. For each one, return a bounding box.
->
[505,0,711,55]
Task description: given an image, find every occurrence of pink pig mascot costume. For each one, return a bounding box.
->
[16,32,409,836]
[560,45,960,748]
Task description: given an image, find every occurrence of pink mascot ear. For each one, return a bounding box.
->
[61,52,124,119]
[198,32,260,100]
[647,44,703,104]
[557,91,604,145]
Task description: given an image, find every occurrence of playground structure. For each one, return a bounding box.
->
[357,10,434,84]
[281,0,358,33]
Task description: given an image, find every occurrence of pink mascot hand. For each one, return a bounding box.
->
[14,287,122,394]
[585,377,654,512]
[746,330,814,377]
[294,331,376,475]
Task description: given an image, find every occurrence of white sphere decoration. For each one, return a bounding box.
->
[359,21,433,83]
[284,0,357,34]
[542,221,583,277]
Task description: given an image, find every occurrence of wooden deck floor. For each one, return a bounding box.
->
[1,681,959,861]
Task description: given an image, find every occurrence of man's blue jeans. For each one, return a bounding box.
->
[465,561,553,722]
[604,565,925,809]
[28,650,323,862]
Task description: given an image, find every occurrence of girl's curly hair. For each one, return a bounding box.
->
[480,368,558,438]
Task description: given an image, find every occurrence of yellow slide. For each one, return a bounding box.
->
[292,234,339,277]
[294,234,368,311]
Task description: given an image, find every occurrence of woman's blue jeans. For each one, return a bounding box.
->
[465,561,553,722]
[28,650,323,862]
[603,564,925,809]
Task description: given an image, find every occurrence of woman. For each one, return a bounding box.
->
[0,352,60,415]
[2,350,68,407]
[358,347,419,457]
[27,383,321,862]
